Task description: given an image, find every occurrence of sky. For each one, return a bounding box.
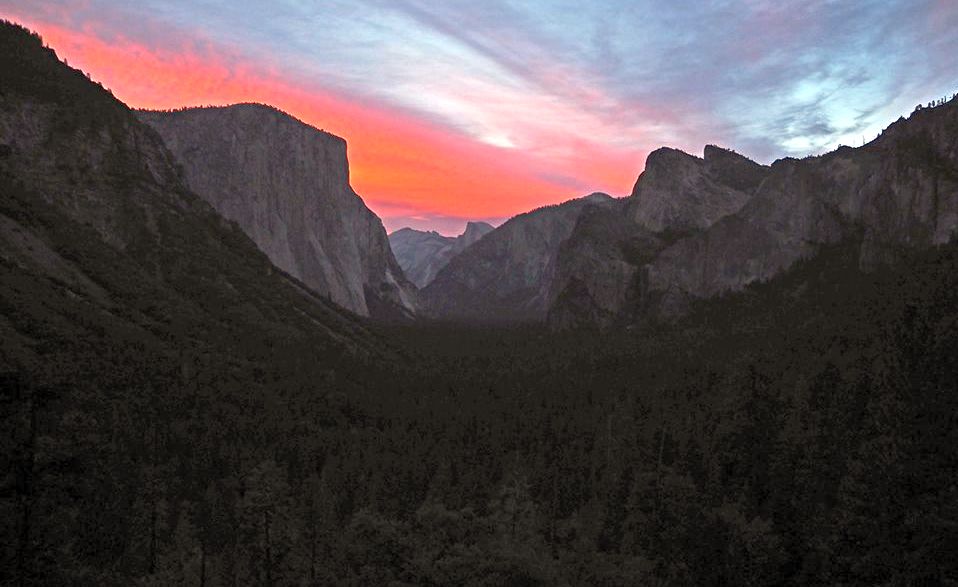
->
[2,1,956,235]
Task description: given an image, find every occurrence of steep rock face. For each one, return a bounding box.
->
[626,145,767,232]
[421,193,614,322]
[0,22,377,370]
[389,221,493,288]
[138,105,414,318]
[548,200,652,328]
[548,147,769,327]
[643,101,958,314]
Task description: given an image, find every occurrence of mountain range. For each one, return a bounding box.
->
[4,17,956,337]
[419,115,958,328]
[419,193,616,322]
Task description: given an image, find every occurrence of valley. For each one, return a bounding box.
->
[2,18,957,586]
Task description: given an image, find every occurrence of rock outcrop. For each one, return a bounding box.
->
[626,145,767,233]
[389,221,493,288]
[548,147,770,327]
[138,105,415,318]
[421,193,615,322]
[643,102,958,315]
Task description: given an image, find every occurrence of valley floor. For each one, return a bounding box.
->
[4,241,958,585]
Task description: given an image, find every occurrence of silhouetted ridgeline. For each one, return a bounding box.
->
[3,20,958,585]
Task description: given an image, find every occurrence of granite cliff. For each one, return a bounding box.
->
[627,144,767,233]
[642,102,958,317]
[139,105,415,319]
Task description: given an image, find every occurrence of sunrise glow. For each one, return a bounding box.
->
[3,1,955,234]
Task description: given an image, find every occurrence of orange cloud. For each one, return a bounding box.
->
[5,14,641,228]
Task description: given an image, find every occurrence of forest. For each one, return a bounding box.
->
[3,237,957,585]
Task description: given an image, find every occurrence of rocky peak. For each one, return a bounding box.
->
[627,146,766,233]
[547,147,769,329]
[461,221,494,244]
[703,144,769,192]
[641,147,699,173]
[703,144,748,164]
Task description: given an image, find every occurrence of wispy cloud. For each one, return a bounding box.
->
[1,0,955,232]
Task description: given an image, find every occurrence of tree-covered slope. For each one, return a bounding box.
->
[0,21,383,372]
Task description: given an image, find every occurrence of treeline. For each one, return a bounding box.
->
[136,103,334,135]
[914,91,958,111]
[3,239,958,585]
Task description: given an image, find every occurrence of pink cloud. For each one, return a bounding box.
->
[1,8,649,226]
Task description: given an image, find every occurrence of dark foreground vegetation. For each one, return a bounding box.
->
[3,238,958,586]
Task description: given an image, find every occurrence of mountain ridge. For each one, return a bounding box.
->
[4,19,958,586]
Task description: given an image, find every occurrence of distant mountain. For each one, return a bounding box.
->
[420,193,615,322]
[138,104,415,319]
[389,221,493,288]
[0,22,380,374]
